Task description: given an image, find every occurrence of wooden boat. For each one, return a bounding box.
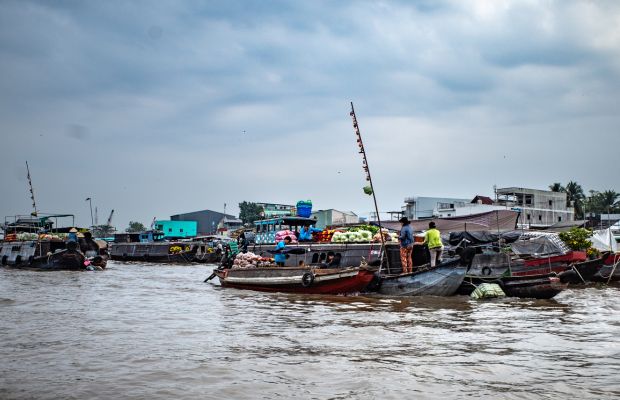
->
[375,257,467,296]
[214,265,376,294]
[590,252,620,282]
[499,273,567,299]
[558,257,604,284]
[109,232,197,263]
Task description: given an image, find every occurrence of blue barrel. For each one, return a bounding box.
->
[296,200,312,218]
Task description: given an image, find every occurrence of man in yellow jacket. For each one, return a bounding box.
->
[423,221,443,267]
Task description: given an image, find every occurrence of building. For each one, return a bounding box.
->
[217,216,243,234]
[255,202,296,218]
[154,220,197,239]
[171,210,238,235]
[495,187,574,228]
[403,196,473,220]
[403,189,574,229]
[311,209,359,229]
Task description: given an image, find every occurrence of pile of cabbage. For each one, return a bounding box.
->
[331,230,373,243]
[232,252,273,269]
[16,233,39,241]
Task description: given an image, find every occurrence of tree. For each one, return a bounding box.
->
[549,182,565,192]
[565,181,585,219]
[599,190,620,212]
[238,201,264,224]
[559,227,592,251]
[126,221,147,233]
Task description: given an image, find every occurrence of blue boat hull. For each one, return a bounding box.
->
[377,258,467,296]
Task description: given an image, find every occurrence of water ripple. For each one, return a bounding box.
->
[1,262,619,399]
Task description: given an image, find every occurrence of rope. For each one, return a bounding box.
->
[572,264,586,284]
[606,253,620,285]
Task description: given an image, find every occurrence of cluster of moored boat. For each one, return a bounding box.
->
[3,214,618,301]
[207,228,619,299]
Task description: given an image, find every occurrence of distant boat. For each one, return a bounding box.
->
[109,231,197,263]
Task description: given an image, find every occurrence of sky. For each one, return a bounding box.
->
[1,0,619,230]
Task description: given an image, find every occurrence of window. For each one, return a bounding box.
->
[538,215,542,221]
[548,200,553,206]
[558,216,562,222]
[180,228,183,233]
[168,228,172,232]
[527,214,531,220]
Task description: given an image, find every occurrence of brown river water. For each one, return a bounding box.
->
[1,261,619,399]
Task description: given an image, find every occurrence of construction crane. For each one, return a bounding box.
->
[106,209,115,227]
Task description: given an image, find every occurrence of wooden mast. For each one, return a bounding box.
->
[349,102,389,273]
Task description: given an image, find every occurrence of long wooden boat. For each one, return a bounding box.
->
[499,273,567,299]
[214,266,376,294]
[1,240,107,271]
[375,258,467,296]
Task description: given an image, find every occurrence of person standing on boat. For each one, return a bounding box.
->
[399,217,414,273]
[79,231,100,258]
[237,231,248,253]
[274,236,292,266]
[298,224,322,242]
[424,221,444,267]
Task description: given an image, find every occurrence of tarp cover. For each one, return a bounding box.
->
[510,235,567,256]
[591,228,618,252]
[448,230,522,246]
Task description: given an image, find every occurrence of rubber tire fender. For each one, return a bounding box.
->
[481,266,492,276]
[301,272,315,287]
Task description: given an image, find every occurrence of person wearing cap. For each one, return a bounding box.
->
[398,217,414,274]
[424,221,444,267]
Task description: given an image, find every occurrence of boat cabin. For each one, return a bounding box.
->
[254,216,317,244]
[3,214,76,234]
[113,230,165,243]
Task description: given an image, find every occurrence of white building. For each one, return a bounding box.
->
[311,209,360,229]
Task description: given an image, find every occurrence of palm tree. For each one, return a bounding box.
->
[565,181,585,219]
[600,190,620,212]
[549,182,565,192]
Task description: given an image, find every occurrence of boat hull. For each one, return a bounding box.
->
[558,257,604,284]
[376,258,466,296]
[500,274,567,299]
[109,242,197,263]
[1,240,107,271]
[215,266,375,294]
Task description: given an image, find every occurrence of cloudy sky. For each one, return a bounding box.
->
[1,0,619,229]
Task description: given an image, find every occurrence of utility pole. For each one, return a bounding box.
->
[85,197,94,228]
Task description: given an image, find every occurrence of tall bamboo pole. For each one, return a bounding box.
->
[349,102,389,273]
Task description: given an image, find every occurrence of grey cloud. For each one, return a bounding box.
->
[1,0,619,228]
